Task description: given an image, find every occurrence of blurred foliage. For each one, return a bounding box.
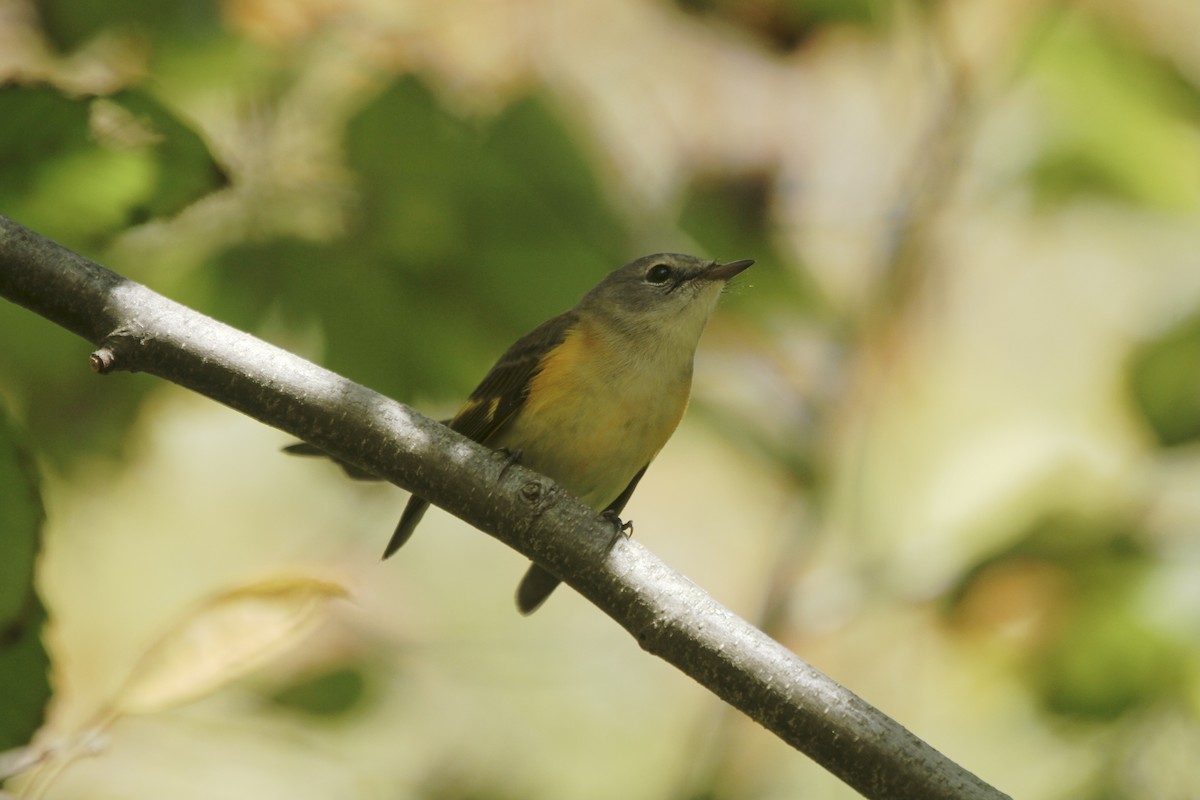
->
[0,406,49,755]
[33,0,221,53]
[950,513,1186,721]
[1037,595,1184,721]
[206,77,631,400]
[1128,309,1200,447]
[266,664,370,718]
[0,85,93,240]
[679,172,822,316]
[1027,16,1200,212]
[0,84,227,252]
[675,0,888,50]
[103,89,229,222]
[108,577,348,718]
[0,81,225,464]
[1,0,1200,797]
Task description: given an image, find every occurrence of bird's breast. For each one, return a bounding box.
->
[493,322,692,510]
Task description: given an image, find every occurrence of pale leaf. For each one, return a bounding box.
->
[0,742,45,780]
[110,576,348,716]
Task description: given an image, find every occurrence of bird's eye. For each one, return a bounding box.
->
[646,264,672,284]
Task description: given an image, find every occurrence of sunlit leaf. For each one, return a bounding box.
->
[1027,17,1200,211]
[110,577,348,716]
[100,89,229,221]
[0,82,225,246]
[0,83,153,247]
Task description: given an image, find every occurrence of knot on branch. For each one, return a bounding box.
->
[519,480,547,507]
[89,325,146,374]
[89,346,118,374]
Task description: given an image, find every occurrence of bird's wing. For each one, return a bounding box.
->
[384,310,578,558]
[449,310,579,444]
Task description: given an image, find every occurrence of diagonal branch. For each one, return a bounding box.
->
[0,214,1009,800]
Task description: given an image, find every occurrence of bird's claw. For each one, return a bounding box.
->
[601,509,634,549]
[497,448,524,480]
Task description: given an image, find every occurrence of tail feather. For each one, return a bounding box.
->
[282,442,380,482]
[515,564,561,615]
[286,441,433,559]
[384,496,429,559]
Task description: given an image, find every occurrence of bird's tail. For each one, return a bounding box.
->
[515,564,561,615]
[282,442,380,481]
[384,496,429,559]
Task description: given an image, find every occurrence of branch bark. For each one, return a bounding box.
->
[0,214,1010,800]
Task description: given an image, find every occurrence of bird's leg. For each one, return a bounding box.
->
[601,509,634,549]
[496,448,524,480]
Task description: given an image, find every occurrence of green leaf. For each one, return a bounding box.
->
[34,0,221,53]
[0,407,50,753]
[267,665,369,718]
[1035,602,1184,721]
[950,512,1184,721]
[674,0,889,51]
[101,89,230,221]
[0,84,95,245]
[1026,17,1200,211]
[206,77,629,403]
[0,83,226,250]
[1128,309,1200,447]
[678,173,823,315]
[0,82,225,466]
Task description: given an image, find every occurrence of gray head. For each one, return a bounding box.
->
[576,253,753,344]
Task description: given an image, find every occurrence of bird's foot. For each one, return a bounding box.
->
[601,509,634,549]
[497,448,524,480]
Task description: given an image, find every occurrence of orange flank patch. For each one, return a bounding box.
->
[508,320,691,508]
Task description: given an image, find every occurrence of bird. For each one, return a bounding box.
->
[288,252,752,614]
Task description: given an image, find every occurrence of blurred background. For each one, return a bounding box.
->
[2,0,1200,797]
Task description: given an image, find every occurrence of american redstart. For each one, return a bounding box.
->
[288,252,752,613]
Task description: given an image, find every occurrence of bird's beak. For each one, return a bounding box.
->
[700,259,755,282]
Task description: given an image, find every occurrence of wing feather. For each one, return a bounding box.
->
[449,311,578,443]
[384,310,579,558]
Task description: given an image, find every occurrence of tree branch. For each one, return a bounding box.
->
[0,214,1009,800]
